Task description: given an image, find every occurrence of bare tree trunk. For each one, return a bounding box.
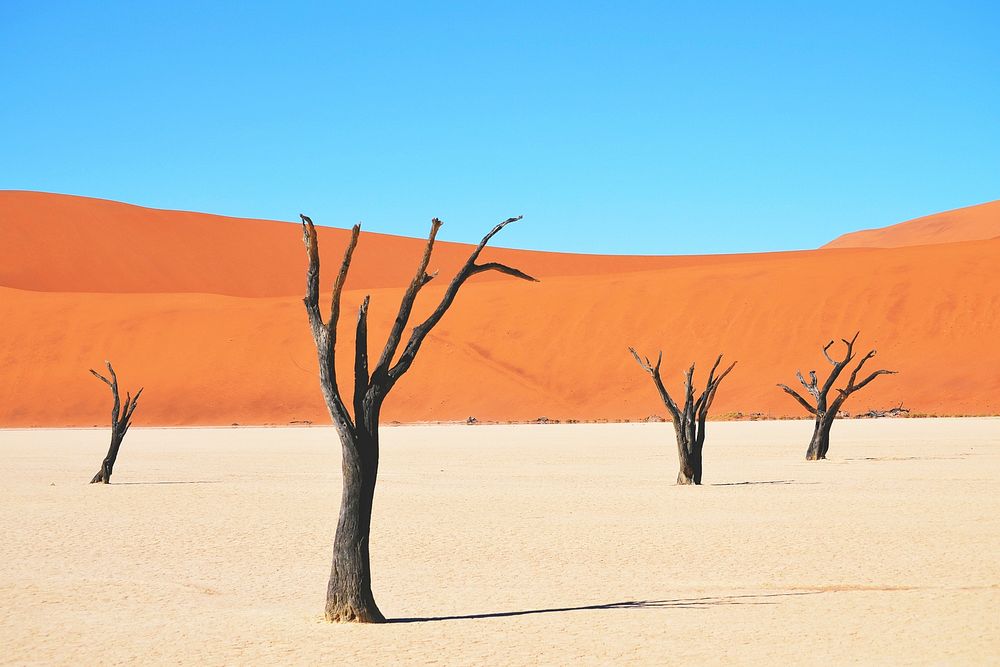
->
[325,419,384,623]
[631,350,735,486]
[89,362,142,484]
[674,434,704,484]
[805,415,834,461]
[676,445,703,484]
[301,214,535,623]
[675,435,695,485]
[817,417,834,459]
[91,431,125,483]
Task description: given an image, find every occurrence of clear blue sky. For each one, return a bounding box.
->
[2,1,998,254]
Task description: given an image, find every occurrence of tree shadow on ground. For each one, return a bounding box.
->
[113,480,222,485]
[390,591,820,623]
[841,455,971,462]
[710,480,816,486]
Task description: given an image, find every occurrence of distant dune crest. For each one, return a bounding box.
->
[1,190,998,425]
[822,199,1000,249]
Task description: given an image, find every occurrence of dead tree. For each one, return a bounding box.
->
[301,214,536,623]
[629,348,736,485]
[777,332,896,460]
[89,361,142,484]
[860,402,910,419]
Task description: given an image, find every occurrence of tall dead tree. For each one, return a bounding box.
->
[629,348,736,485]
[89,361,142,484]
[302,214,536,623]
[777,332,896,460]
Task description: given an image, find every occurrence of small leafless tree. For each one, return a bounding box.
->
[859,402,909,419]
[89,361,142,484]
[777,332,896,460]
[629,348,736,485]
[301,214,536,623]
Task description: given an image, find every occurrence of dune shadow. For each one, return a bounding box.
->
[114,480,222,485]
[390,591,819,624]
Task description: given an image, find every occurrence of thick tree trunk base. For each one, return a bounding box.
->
[324,595,385,623]
[676,451,703,485]
[676,470,699,485]
[806,420,833,461]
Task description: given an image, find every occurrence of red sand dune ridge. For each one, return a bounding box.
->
[1,191,998,426]
[0,191,688,296]
[823,199,1000,249]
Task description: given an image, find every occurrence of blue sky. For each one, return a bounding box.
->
[2,1,998,254]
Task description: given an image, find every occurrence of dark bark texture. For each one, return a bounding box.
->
[89,361,142,484]
[301,214,536,623]
[777,332,896,460]
[629,348,736,485]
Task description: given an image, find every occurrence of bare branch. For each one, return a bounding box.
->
[796,370,821,400]
[777,383,818,414]
[705,355,723,391]
[698,359,736,416]
[301,214,325,334]
[330,224,362,341]
[477,216,524,251]
[470,262,539,282]
[821,340,837,365]
[681,363,696,422]
[91,361,122,424]
[354,296,371,416]
[301,215,361,343]
[301,214,360,433]
[123,387,143,424]
[820,334,857,396]
[716,360,737,385]
[844,369,897,395]
[89,368,112,387]
[844,349,877,390]
[375,218,443,374]
[629,347,680,420]
[104,361,118,388]
[387,216,533,383]
[628,346,659,375]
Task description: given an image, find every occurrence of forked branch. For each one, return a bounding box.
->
[300,213,536,428]
[301,214,361,433]
[385,216,537,383]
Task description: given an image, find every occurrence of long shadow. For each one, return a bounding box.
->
[710,480,814,486]
[841,455,969,462]
[114,480,222,485]
[390,591,819,624]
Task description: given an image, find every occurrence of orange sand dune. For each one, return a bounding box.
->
[0,191,691,296]
[1,211,997,425]
[824,199,1000,249]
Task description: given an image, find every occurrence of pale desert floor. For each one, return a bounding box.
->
[1,419,998,665]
